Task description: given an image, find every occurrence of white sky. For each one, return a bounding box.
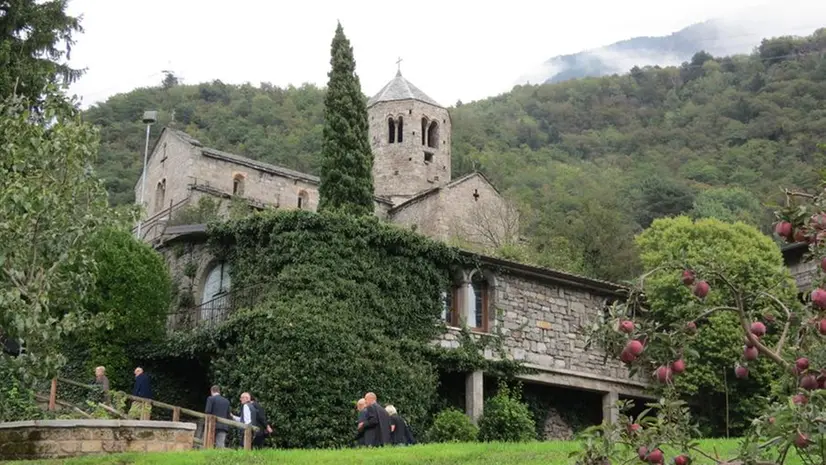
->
[65,0,825,109]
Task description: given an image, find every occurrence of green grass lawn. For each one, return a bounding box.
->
[4,439,802,465]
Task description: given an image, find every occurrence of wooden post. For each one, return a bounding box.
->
[172,407,181,422]
[243,427,253,451]
[204,415,216,450]
[141,401,151,420]
[48,378,57,411]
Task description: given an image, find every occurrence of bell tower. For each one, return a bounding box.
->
[367,69,451,206]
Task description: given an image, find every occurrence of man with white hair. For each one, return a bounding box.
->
[232,392,265,449]
[385,404,416,446]
[355,398,367,447]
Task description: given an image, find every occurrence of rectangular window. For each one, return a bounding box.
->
[442,289,457,326]
[424,152,434,163]
[467,279,489,332]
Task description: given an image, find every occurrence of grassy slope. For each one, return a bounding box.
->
[7,440,801,465]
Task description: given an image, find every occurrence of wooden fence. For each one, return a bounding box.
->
[48,377,259,450]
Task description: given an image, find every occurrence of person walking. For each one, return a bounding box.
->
[385,405,416,446]
[204,385,233,448]
[93,366,110,404]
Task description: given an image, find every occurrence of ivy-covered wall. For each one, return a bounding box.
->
[173,210,511,448]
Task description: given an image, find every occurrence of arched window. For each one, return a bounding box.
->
[388,118,396,144]
[466,272,489,331]
[232,174,245,196]
[427,121,439,148]
[154,179,166,212]
[397,116,404,143]
[421,117,427,146]
[441,287,458,326]
[297,190,309,210]
[201,262,231,322]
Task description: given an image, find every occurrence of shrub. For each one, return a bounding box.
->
[0,364,42,422]
[427,408,479,443]
[478,383,536,442]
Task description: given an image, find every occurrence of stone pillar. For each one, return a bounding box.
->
[465,370,484,423]
[602,390,619,424]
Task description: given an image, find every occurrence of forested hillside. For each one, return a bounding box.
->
[86,29,826,281]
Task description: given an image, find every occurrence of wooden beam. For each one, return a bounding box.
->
[48,378,57,411]
[243,428,253,451]
[172,407,181,422]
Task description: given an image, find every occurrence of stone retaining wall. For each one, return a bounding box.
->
[0,420,196,460]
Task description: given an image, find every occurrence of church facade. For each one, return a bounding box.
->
[136,72,648,438]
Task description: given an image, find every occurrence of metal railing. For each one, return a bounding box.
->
[167,283,271,332]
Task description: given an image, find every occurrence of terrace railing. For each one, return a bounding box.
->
[167,283,271,332]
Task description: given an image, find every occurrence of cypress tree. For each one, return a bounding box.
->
[318,22,375,216]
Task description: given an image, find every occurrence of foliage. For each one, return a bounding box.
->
[477,383,536,443]
[690,186,767,226]
[168,196,221,226]
[578,183,826,464]
[0,439,774,465]
[199,209,510,448]
[627,216,797,434]
[84,29,826,280]
[0,90,126,382]
[0,0,84,102]
[427,408,479,443]
[0,363,43,422]
[63,227,171,389]
[317,23,374,216]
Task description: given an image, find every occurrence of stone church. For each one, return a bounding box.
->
[137,70,516,250]
[136,71,649,438]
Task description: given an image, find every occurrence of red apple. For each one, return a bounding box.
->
[775,221,793,239]
[685,321,697,334]
[671,359,686,374]
[637,446,648,461]
[750,321,767,337]
[795,432,809,449]
[674,455,690,465]
[620,349,637,364]
[801,375,818,390]
[744,345,758,361]
[796,358,810,372]
[619,320,635,334]
[812,213,826,229]
[735,365,749,379]
[817,319,826,336]
[626,340,644,356]
[628,423,642,434]
[655,365,673,384]
[681,269,695,286]
[693,281,710,298]
[793,394,808,405]
[812,288,826,310]
[794,229,808,243]
[768,417,776,424]
[646,448,663,464]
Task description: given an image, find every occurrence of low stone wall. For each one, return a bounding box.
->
[0,419,197,460]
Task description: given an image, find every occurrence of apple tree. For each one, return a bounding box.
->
[573,189,826,465]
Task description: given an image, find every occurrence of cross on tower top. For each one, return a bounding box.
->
[396,57,403,75]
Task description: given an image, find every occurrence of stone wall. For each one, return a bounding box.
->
[368,99,452,203]
[0,420,196,461]
[789,258,817,291]
[390,174,513,249]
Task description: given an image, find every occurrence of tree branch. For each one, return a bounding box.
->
[757,291,793,355]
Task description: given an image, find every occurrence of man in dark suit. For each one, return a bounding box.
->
[359,392,391,447]
[132,367,152,399]
[250,394,273,446]
[204,385,233,448]
[232,392,266,449]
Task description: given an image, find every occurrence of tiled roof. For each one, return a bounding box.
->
[200,147,320,184]
[367,71,443,109]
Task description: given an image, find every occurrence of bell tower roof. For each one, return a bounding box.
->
[367,71,443,109]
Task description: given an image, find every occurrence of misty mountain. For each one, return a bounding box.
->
[533,19,785,84]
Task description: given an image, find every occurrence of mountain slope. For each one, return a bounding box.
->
[530,19,820,85]
[85,29,826,281]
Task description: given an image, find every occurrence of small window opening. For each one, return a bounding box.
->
[427,121,439,148]
[397,116,404,143]
[473,189,480,201]
[424,152,434,163]
[233,174,245,196]
[421,118,427,146]
[388,118,396,143]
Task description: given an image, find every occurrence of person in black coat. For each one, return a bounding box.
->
[204,385,233,448]
[132,367,152,399]
[360,392,391,447]
[250,395,273,445]
[354,398,368,447]
[385,405,416,446]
